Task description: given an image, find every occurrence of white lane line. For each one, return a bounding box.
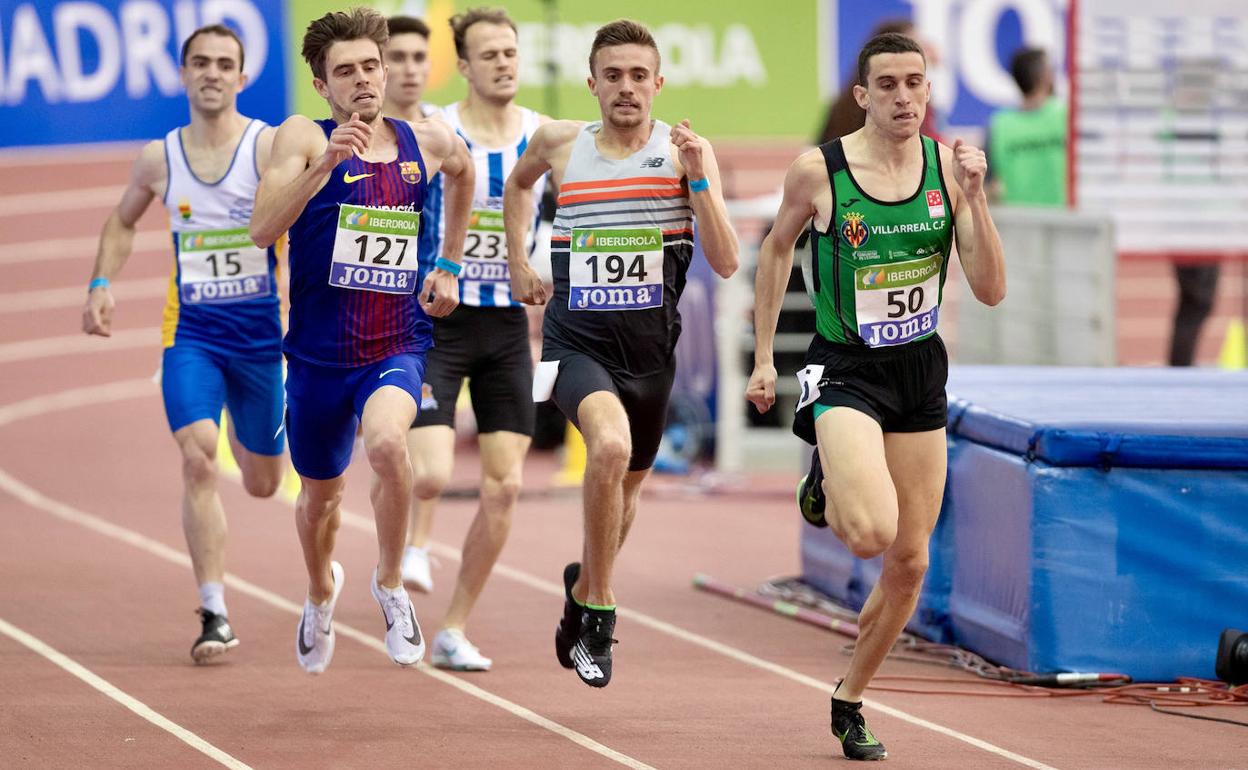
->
[340,517,1059,769]
[0,466,652,770]
[0,277,168,313]
[0,381,1058,770]
[0,617,251,769]
[0,327,159,365]
[0,231,169,265]
[0,185,125,216]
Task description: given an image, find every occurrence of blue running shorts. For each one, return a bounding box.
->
[161,343,285,456]
[284,352,427,480]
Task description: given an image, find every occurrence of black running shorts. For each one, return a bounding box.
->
[791,333,948,445]
[543,347,676,472]
[412,304,535,436]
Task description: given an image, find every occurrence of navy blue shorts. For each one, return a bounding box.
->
[285,352,427,480]
[160,343,284,456]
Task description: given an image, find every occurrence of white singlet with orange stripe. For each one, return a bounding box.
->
[544,119,694,376]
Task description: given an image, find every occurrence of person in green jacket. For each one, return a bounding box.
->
[987,46,1067,206]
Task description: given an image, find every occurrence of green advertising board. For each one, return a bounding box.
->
[287,0,821,139]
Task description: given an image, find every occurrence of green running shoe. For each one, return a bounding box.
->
[797,448,828,528]
[831,694,888,761]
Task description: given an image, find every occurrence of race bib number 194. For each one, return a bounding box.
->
[330,204,421,294]
[568,227,663,311]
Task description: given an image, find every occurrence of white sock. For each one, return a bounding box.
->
[405,545,427,557]
[199,582,227,617]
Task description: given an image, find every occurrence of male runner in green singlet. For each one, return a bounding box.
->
[746,32,1006,761]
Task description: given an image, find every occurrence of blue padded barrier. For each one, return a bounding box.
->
[801,366,1248,680]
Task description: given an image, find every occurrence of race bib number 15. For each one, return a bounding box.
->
[568,227,664,311]
[330,204,421,294]
[176,227,269,305]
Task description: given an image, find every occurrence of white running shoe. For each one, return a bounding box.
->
[370,568,425,666]
[296,561,344,674]
[400,545,433,593]
[431,628,493,671]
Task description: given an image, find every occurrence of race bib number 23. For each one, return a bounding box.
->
[330,204,421,294]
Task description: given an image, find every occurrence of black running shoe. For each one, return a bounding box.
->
[831,694,887,761]
[191,608,239,664]
[572,607,617,688]
[554,562,582,669]
[797,448,828,528]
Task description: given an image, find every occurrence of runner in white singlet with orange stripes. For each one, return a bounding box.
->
[501,19,738,688]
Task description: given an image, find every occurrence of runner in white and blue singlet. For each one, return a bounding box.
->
[397,8,549,674]
[82,25,285,666]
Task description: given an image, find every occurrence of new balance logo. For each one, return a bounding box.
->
[572,642,604,679]
[640,156,664,168]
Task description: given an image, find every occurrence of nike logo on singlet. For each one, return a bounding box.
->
[344,171,374,183]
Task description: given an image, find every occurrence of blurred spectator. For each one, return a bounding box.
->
[816,18,942,144]
[1168,260,1220,366]
[986,46,1066,206]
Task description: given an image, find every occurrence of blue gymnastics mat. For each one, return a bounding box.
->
[801,366,1248,680]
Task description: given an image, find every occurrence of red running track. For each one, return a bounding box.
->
[0,148,1240,769]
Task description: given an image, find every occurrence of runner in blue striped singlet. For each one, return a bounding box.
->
[388,8,549,673]
[248,8,474,674]
[82,25,284,666]
[504,20,739,688]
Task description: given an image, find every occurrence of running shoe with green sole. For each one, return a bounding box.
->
[831,695,888,761]
[797,448,828,528]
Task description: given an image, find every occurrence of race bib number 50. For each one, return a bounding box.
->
[176,228,269,304]
[330,204,421,294]
[568,227,663,311]
[854,253,942,347]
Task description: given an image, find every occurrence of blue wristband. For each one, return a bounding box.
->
[689,177,710,193]
[89,277,110,291]
[435,257,462,276]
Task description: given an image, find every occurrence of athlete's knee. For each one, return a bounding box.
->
[412,467,450,500]
[366,430,410,478]
[481,471,522,511]
[241,460,282,498]
[181,446,217,489]
[299,486,343,525]
[829,489,897,559]
[587,432,631,472]
[839,509,898,560]
[882,549,929,597]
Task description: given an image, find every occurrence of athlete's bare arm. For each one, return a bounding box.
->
[943,140,1006,306]
[254,125,278,176]
[504,120,581,306]
[669,120,738,278]
[251,113,371,248]
[82,141,165,337]
[745,150,827,414]
[411,118,473,318]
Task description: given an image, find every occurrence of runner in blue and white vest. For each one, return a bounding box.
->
[394,8,549,673]
[81,25,285,665]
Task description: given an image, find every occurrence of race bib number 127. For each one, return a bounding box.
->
[330,204,421,294]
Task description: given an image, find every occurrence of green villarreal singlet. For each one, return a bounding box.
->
[809,136,954,349]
